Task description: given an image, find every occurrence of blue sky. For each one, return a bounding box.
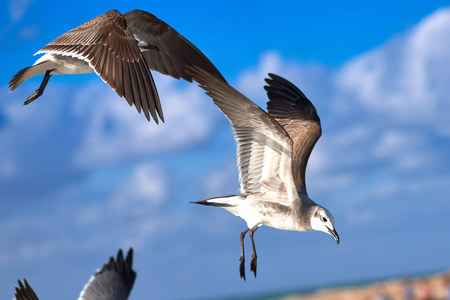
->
[1,1,450,299]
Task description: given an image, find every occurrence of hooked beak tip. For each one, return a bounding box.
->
[328,227,340,245]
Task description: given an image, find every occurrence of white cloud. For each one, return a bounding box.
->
[0,72,220,175]
[73,74,218,168]
[235,51,331,108]
[202,160,238,196]
[236,51,285,102]
[372,130,433,170]
[76,162,167,225]
[336,8,450,129]
[110,163,167,214]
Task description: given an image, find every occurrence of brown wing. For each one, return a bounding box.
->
[15,279,39,300]
[122,10,226,83]
[37,10,163,123]
[264,74,321,192]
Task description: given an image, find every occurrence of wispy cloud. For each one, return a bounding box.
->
[336,7,450,126]
[73,74,219,169]
[236,51,332,108]
[8,0,37,22]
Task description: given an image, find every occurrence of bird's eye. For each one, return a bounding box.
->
[321,217,327,222]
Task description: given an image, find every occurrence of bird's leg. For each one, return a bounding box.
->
[249,226,259,278]
[239,228,250,281]
[24,70,53,105]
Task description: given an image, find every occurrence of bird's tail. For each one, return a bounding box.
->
[190,195,243,215]
[9,58,52,93]
[9,65,40,92]
[191,195,241,207]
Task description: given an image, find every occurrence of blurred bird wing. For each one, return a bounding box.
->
[78,248,136,300]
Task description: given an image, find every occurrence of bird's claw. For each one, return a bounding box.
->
[24,90,40,105]
[239,256,246,281]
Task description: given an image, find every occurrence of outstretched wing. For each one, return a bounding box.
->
[38,10,162,123]
[265,74,321,192]
[78,248,136,300]
[123,10,226,83]
[14,279,39,300]
[188,67,298,204]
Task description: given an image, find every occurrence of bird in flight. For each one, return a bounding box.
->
[189,67,339,280]
[9,9,225,123]
[14,248,136,300]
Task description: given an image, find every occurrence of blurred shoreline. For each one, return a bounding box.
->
[274,270,450,300]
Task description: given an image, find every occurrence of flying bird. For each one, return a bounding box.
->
[14,248,136,300]
[9,9,225,123]
[188,67,339,281]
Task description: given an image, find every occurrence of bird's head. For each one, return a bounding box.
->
[310,206,339,244]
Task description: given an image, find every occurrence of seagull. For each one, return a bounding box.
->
[14,248,136,300]
[9,9,225,123]
[188,67,339,281]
